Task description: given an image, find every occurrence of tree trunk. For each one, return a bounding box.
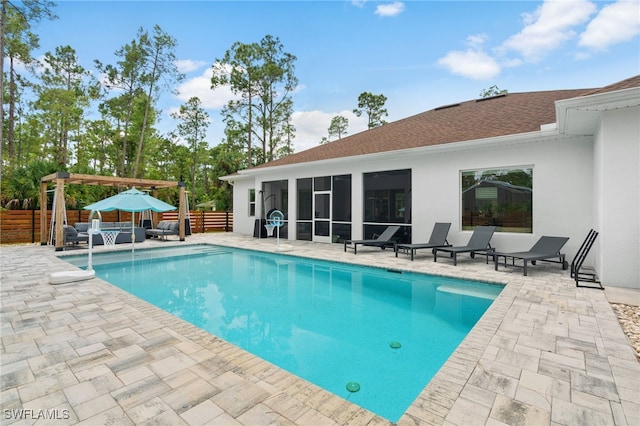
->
[0,0,6,181]
[8,56,16,162]
[133,76,156,178]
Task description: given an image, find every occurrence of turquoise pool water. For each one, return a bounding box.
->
[63,245,503,421]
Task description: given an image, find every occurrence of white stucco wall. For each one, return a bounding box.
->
[410,136,594,259]
[231,133,595,264]
[594,106,640,288]
[230,177,255,235]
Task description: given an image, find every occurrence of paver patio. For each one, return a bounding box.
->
[1,233,638,425]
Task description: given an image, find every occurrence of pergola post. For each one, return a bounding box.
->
[54,176,66,251]
[40,180,48,245]
[178,182,186,241]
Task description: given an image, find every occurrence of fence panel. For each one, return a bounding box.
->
[160,211,232,233]
[0,210,45,244]
[0,210,232,245]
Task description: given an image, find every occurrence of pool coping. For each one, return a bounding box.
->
[1,233,639,425]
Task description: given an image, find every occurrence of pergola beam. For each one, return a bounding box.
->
[41,172,184,250]
[40,172,179,189]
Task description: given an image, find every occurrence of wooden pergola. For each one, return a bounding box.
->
[41,172,187,251]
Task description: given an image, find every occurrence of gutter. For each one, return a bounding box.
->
[225,127,568,178]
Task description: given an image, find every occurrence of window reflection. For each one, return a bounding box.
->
[461,167,533,233]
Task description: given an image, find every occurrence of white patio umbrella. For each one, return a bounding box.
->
[83,188,176,262]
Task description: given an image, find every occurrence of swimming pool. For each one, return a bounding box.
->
[63,245,503,421]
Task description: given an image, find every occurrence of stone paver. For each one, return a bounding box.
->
[1,234,639,425]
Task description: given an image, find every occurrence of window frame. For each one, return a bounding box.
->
[460,165,533,233]
[249,189,256,217]
[363,169,411,225]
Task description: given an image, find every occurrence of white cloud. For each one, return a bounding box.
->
[174,59,208,74]
[437,35,500,80]
[466,34,489,48]
[174,67,236,110]
[375,2,405,17]
[14,56,35,74]
[291,110,367,153]
[163,67,237,145]
[579,0,640,50]
[437,49,501,80]
[501,0,597,61]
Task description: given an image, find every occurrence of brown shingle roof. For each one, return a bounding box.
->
[581,74,640,96]
[252,75,639,170]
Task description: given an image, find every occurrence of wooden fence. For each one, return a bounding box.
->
[0,210,232,244]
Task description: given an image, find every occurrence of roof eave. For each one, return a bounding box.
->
[230,128,569,177]
[556,87,640,135]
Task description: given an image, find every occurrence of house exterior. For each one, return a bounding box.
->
[222,75,640,290]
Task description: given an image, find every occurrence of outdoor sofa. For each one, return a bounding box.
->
[146,220,180,241]
[73,222,146,245]
[63,225,90,246]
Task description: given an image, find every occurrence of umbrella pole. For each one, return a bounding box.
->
[131,212,135,254]
[88,231,93,271]
[87,210,101,271]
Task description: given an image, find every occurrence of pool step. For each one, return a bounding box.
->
[436,284,500,300]
[199,247,232,255]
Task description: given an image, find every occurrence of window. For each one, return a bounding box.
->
[297,222,312,241]
[363,169,411,243]
[332,175,351,222]
[314,176,331,191]
[249,189,256,216]
[461,166,533,233]
[332,175,352,243]
[297,178,312,220]
[363,169,411,224]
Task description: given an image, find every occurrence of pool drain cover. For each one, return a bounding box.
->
[346,382,360,392]
[389,341,402,349]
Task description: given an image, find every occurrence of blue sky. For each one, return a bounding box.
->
[32,0,640,153]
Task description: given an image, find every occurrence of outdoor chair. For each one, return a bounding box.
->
[433,225,496,266]
[146,221,180,241]
[494,236,569,276]
[395,222,452,261]
[344,225,401,254]
[63,225,89,247]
